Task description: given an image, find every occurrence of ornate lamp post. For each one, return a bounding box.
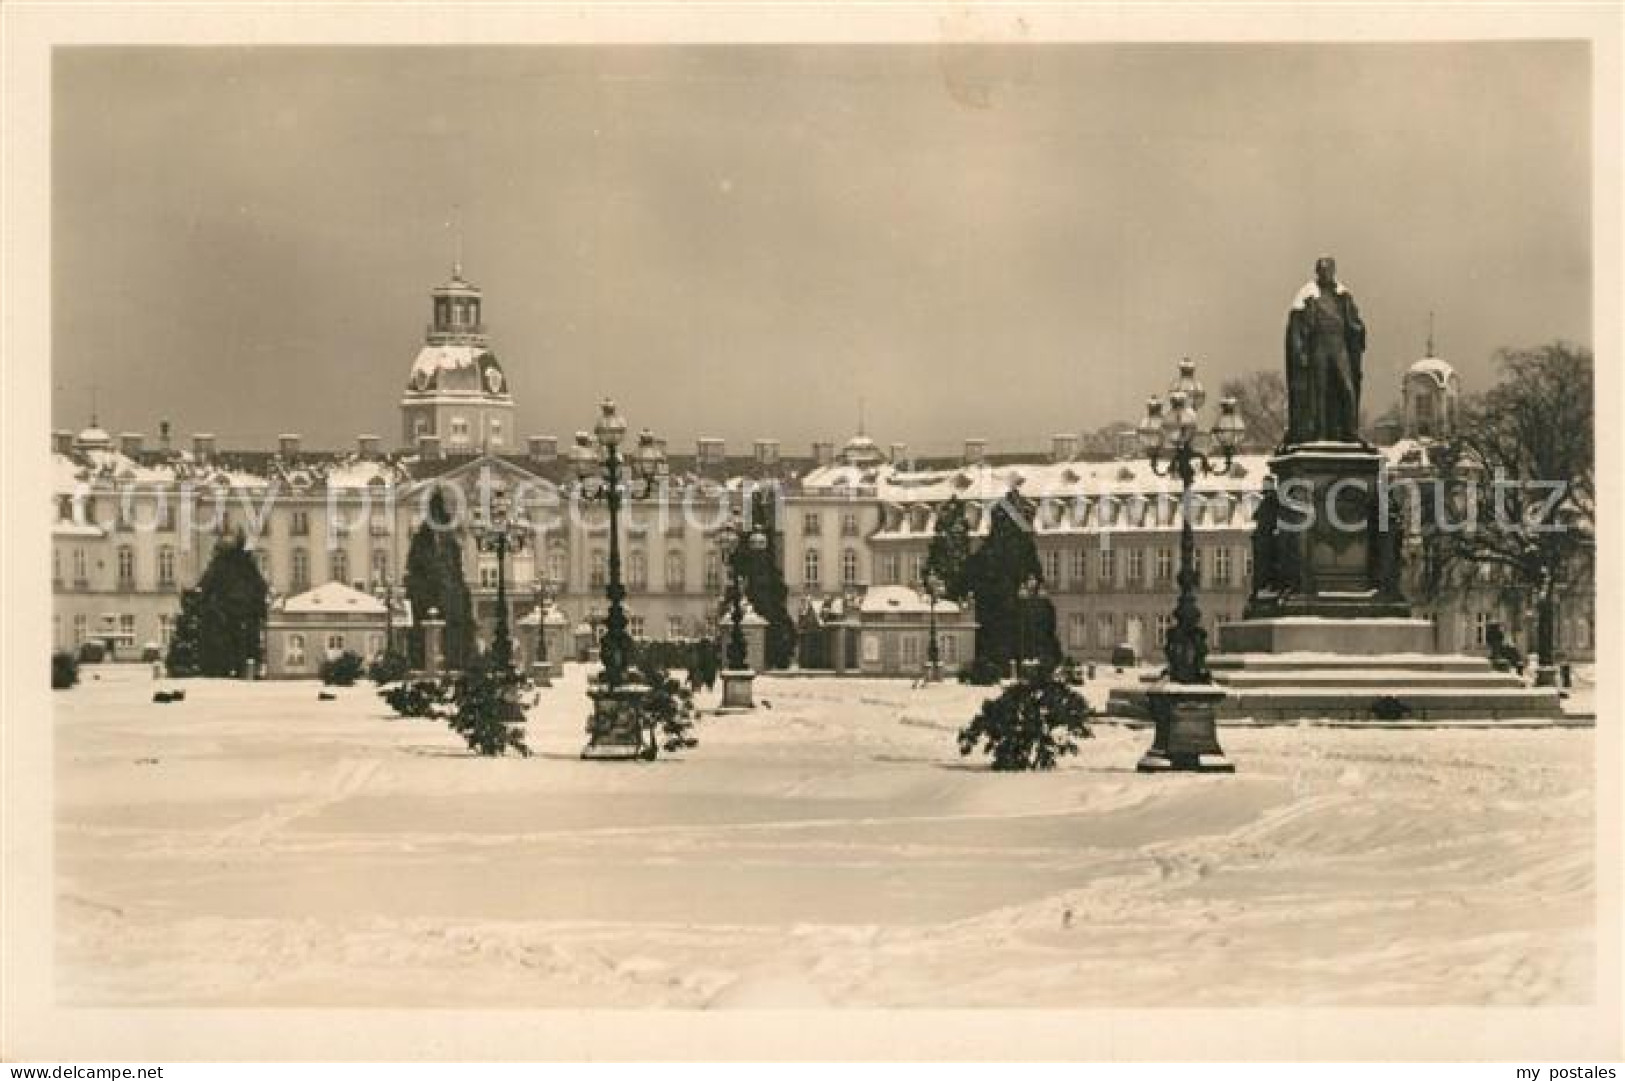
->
[471,484,527,721]
[1135,357,1244,773]
[1015,573,1042,681]
[530,572,556,687]
[572,399,668,758]
[922,569,944,682]
[716,512,768,708]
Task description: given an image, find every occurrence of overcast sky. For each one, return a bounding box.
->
[52,43,1590,456]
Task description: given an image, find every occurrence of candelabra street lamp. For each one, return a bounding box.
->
[471,484,528,722]
[1135,356,1245,773]
[572,398,669,759]
[530,572,557,687]
[922,570,944,683]
[717,512,768,709]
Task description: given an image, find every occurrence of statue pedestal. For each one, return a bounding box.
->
[719,669,757,711]
[1137,683,1234,773]
[1244,442,1410,620]
[582,682,652,760]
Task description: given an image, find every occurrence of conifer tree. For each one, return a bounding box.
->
[924,494,975,601]
[735,488,797,669]
[191,532,269,676]
[164,586,205,677]
[963,488,1062,669]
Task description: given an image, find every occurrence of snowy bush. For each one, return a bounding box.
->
[319,650,365,687]
[380,679,445,719]
[367,650,412,686]
[77,640,106,664]
[957,672,1094,771]
[444,659,530,757]
[631,663,698,759]
[956,657,1004,686]
[52,650,79,690]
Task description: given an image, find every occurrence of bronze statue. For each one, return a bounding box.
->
[1284,255,1367,445]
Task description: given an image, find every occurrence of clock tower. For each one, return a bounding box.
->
[399,265,516,452]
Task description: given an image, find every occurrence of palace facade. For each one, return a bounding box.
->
[50,268,1594,670]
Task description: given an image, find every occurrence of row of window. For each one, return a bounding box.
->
[1065,611,1238,652]
[803,511,863,537]
[283,632,386,668]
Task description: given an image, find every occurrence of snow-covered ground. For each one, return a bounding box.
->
[55,664,1594,1007]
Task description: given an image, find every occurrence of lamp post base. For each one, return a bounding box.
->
[923,661,943,684]
[529,660,555,687]
[719,669,757,710]
[582,682,653,760]
[1137,683,1235,774]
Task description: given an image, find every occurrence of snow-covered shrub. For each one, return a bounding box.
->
[444,659,530,757]
[77,640,106,664]
[52,650,79,690]
[956,657,1004,686]
[367,650,412,686]
[380,679,445,719]
[631,662,698,759]
[319,650,365,687]
[957,672,1093,771]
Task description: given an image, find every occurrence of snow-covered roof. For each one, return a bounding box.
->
[859,585,963,617]
[1406,356,1456,386]
[74,425,113,450]
[279,581,387,616]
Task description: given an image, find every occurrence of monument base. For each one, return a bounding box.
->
[719,669,757,710]
[582,682,652,760]
[1137,684,1235,773]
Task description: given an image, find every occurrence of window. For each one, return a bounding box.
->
[1097,548,1117,586]
[158,546,176,586]
[1213,547,1233,586]
[1043,550,1061,586]
[1155,547,1174,583]
[1126,548,1146,585]
[704,550,722,590]
[628,551,647,590]
[291,548,310,591]
[901,634,921,668]
[331,549,349,585]
[285,633,306,668]
[667,616,686,640]
[1096,613,1115,649]
[840,512,859,537]
[590,550,606,588]
[479,559,499,589]
[291,511,309,536]
[371,549,390,585]
[803,513,823,537]
[1243,547,1254,582]
[1156,613,1175,643]
[450,417,471,443]
[53,548,61,584]
[72,548,88,583]
[326,633,345,655]
[547,550,567,587]
[159,613,174,647]
[629,615,646,639]
[366,633,384,659]
[1071,547,1088,582]
[904,552,922,587]
[118,613,136,642]
[862,634,880,663]
[369,515,390,537]
[73,614,87,644]
[841,548,859,586]
[878,552,900,585]
[1472,611,1490,649]
[1069,613,1088,649]
[803,549,821,588]
[939,633,958,665]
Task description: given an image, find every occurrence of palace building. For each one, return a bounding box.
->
[49,269,1593,672]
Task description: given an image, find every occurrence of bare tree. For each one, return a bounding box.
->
[1431,342,1594,678]
[1218,371,1287,451]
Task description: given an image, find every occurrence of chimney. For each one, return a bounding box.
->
[52,429,73,455]
[888,442,909,464]
[357,434,381,459]
[159,419,172,451]
[813,441,835,467]
[963,438,987,465]
[697,437,725,468]
[278,433,302,459]
[1050,433,1079,463]
[119,432,144,458]
[192,433,216,462]
[417,433,443,461]
[527,435,558,461]
[753,439,780,465]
